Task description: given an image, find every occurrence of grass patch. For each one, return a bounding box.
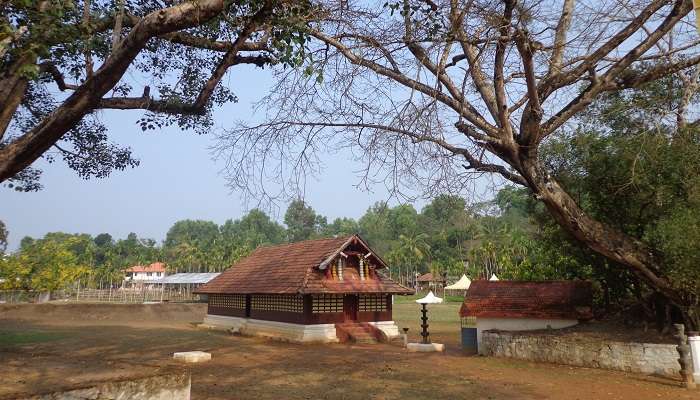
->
[392,302,462,344]
[0,331,67,346]
[393,302,461,323]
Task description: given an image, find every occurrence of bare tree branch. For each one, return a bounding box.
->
[548,0,575,74]
[542,0,693,137]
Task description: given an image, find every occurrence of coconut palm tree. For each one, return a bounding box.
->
[396,233,431,286]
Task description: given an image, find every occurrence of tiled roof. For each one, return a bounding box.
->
[417,272,444,282]
[125,262,166,273]
[195,235,413,295]
[459,280,593,320]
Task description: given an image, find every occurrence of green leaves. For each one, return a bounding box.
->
[284,199,323,242]
[0,235,90,291]
[533,72,700,306]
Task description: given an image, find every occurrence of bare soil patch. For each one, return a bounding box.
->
[0,302,694,400]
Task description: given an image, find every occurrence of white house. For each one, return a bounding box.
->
[125,262,167,282]
[460,280,593,353]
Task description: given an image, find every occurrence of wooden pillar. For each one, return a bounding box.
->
[245,295,252,318]
[302,295,313,324]
[386,294,392,319]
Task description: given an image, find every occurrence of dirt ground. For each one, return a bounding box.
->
[0,302,695,400]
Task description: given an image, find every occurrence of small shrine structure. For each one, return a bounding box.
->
[460,280,593,352]
[195,235,413,343]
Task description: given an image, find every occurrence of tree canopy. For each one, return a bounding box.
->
[1,0,314,190]
[215,0,700,328]
[4,0,700,329]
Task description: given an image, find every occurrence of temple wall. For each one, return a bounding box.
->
[250,309,304,324]
[207,293,394,325]
[358,311,392,322]
[208,304,246,318]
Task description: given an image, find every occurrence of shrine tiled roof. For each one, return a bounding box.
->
[125,262,166,273]
[416,272,445,282]
[195,235,413,295]
[459,280,593,320]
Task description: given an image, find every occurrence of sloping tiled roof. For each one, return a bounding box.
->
[125,262,166,273]
[459,280,593,320]
[195,235,413,295]
[416,272,445,282]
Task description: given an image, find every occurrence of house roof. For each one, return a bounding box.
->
[150,273,220,285]
[459,280,593,320]
[125,262,166,273]
[195,235,413,295]
[416,272,444,282]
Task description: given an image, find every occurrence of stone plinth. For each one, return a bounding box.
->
[407,343,445,352]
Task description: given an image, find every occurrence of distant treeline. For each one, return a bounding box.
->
[0,188,666,317]
[0,192,546,290]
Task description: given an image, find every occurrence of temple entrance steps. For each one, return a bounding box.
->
[335,322,387,344]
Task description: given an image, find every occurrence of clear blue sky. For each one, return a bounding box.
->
[0,65,493,251]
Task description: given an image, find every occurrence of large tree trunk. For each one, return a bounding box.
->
[0,55,33,139]
[0,76,28,140]
[517,154,697,328]
[0,0,226,182]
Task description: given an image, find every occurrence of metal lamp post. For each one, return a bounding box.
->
[415,291,443,345]
[420,303,430,344]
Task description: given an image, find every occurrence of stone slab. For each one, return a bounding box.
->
[173,351,211,363]
[407,343,445,352]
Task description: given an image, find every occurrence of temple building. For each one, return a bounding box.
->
[460,280,593,353]
[195,235,413,343]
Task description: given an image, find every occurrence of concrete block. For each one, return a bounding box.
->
[407,343,445,352]
[173,351,211,363]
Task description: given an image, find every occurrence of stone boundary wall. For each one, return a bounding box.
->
[481,330,680,377]
[13,372,190,400]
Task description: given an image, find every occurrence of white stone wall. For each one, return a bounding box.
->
[481,331,680,377]
[17,372,190,400]
[475,317,578,349]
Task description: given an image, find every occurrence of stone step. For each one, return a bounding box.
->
[340,327,373,333]
[336,323,380,344]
